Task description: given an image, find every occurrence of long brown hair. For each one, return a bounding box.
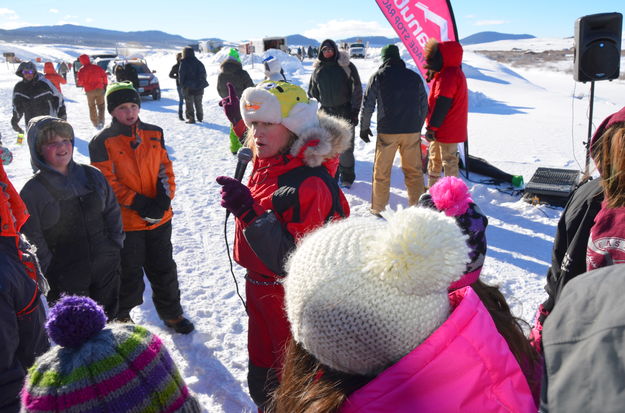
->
[269,340,372,413]
[595,122,625,208]
[470,280,540,389]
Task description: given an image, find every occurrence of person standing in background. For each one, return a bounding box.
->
[11,61,66,135]
[43,62,66,94]
[76,54,108,129]
[308,39,362,189]
[179,46,208,124]
[169,53,185,121]
[217,49,254,154]
[423,39,468,187]
[359,44,428,216]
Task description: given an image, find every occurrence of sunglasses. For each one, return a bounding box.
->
[321,47,333,52]
[22,70,35,75]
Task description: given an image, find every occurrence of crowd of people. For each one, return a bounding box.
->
[2,38,625,413]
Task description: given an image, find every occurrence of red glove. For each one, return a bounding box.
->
[218,83,242,125]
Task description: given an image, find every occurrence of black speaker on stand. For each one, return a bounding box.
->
[524,13,622,207]
[573,12,622,176]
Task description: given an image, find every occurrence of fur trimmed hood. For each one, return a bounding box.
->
[290,111,351,168]
[313,50,352,70]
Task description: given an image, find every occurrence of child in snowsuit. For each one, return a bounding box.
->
[216,80,351,410]
[20,116,123,319]
[89,82,194,334]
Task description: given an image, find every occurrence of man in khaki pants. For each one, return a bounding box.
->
[76,54,108,129]
[359,45,428,216]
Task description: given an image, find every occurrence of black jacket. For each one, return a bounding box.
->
[11,63,66,132]
[169,62,180,87]
[179,47,208,92]
[0,237,48,413]
[308,39,362,120]
[217,59,254,98]
[360,57,428,134]
[541,178,603,316]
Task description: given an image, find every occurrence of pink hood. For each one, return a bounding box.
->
[340,287,535,413]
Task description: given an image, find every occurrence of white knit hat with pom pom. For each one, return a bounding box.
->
[284,207,469,376]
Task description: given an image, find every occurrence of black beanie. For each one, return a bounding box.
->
[381,44,400,62]
[106,81,141,113]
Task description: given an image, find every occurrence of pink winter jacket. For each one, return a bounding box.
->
[340,287,535,413]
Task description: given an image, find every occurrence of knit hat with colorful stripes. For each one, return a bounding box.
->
[21,296,201,413]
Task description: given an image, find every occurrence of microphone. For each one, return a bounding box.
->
[226,147,253,220]
[234,147,253,181]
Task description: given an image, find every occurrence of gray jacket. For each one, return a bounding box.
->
[541,264,625,413]
[19,117,123,273]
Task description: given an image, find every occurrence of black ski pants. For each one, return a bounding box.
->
[118,220,183,320]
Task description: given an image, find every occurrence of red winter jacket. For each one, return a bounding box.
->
[43,62,66,94]
[233,114,351,278]
[76,55,108,92]
[426,41,468,143]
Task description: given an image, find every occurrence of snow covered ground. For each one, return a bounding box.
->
[1,39,624,411]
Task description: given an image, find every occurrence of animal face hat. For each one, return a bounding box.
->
[284,207,469,376]
[240,80,319,137]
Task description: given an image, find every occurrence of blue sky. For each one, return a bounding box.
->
[0,1,623,41]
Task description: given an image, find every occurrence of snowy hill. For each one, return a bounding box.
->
[461,31,535,46]
[1,37,624,412]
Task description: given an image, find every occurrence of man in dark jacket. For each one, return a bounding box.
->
[0,163,49,413]
[360,44,428,215]
[178,46,208,124]
[11,61,66,134]
[308,39,362,188]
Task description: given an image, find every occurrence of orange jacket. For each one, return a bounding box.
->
[43,62,66,94]
[88,119,175,231]
[76,54,108,92]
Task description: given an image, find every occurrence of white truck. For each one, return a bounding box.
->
[349,42,366,59]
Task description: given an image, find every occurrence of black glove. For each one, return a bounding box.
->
[359,128,372,143]
[154,179,171,211]
[131,194,165,224]
[425,129,436,142]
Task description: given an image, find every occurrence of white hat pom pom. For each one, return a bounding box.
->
[364,207,469,294]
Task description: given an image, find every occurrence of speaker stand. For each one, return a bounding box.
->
[583,80,595,178]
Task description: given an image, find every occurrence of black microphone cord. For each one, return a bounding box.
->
[223,214,248,315]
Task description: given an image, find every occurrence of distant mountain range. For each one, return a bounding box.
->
[460,31,535,46]
[0,24,536,49]
[0,24,196,48]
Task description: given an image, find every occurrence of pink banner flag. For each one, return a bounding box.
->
[375,0,458,80]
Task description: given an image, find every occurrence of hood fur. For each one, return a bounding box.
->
[290,111,351,167]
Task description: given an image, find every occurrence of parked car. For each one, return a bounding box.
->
[349,43,366,59]
[108,58,161,100]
